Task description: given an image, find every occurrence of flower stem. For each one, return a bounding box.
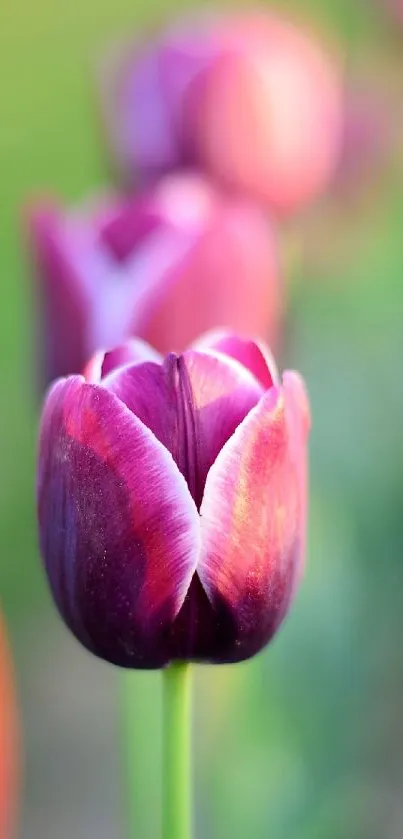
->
[163,662,192,839]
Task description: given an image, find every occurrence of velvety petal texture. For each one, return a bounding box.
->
[27,174,281,385]
[101,10,342,214]
[38,375,201,667]
[37,335,310,667]
[199,374,309,661]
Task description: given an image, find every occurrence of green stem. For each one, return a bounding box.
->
[163,662,192,839]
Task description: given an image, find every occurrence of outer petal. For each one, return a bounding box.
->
[26,202,90,384]
[105,350,263,508]
[193,331,279,389]
[37,376,201,668]
[182,350,264,504]
[131,200,281,354]
[98,194,165,262]
[198,381,308,663]
[98,174,217,259]
[84,339,162,383]
[283,370,310,591]
[89,210,201,355]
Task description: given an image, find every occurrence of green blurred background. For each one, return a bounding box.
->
[1,1,403,837]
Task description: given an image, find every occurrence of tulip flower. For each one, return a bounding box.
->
[27,174,281,386]
[0,614,19,839]
[37,333,310,669]
[101,10,342,214]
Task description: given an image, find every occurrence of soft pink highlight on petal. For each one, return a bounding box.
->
[151,173,216,230]
[198,387,291,604]
[193,331,279,389]
[182,12,342,214]
[83,351,105,384]
[131,198,281,354]
[197,375,308,660]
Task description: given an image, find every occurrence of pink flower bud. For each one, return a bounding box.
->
[37,334,310,667]
[102,10,342,214]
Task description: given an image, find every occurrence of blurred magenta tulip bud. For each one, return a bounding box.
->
[102,10,342,214]
[27,174,281,385]
[37,333,310,668]
[0,615,19,839]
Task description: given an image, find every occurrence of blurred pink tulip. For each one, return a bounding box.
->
[101,10,343,215]
[26,174,281,385]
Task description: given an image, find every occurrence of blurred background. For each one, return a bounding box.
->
[1,0,403,837]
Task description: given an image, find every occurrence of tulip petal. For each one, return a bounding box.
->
[198,381,307,662]
[182,349,264,503]
[130,201,281,355]
[106,350,263,507]
[193,331,279,389]
[37,376,200,667]
[84,339,162,383]
[283,370,310,591]
[98,196,163,262]
[119,43,180,176]
[27,203,91,383]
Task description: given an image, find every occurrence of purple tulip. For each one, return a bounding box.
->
[27,174,281,385]
[100,10,342,215]
[37,333,310,668]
